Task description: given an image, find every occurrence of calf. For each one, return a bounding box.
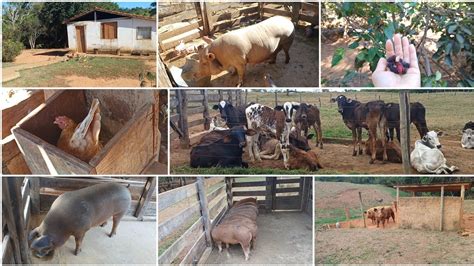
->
[190,126,256,168]
[333,95,388,163]
[245,102,299,168]
[294,103,323,148]
[209,116,228,131]
[365,137,402,163]
[410,131,459,174]
[385,102,429,141]
[287,144,322,171]
[462,121,474,149]
[212,100,248,128]
[258,128,314,160]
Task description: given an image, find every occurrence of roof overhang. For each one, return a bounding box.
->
[64,7,155,24]
[394,183,472,193]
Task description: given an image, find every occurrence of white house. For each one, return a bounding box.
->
[65,7,156,54]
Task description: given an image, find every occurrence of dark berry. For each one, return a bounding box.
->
[387,55,410,74]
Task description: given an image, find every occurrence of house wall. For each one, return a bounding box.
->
[67,17,156,52]
[399,197,462,231]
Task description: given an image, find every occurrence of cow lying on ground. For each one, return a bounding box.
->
[190,126,256,168]
[211,198,258,260]
[287,144,322,171]
[410,131,459,174]
[365,137,402,163]
[333,95,388,164]
[294,103,323,148]
[246,102,299,168]
[209,116,228,131]
[258,128,313,159]
[462,121,474,149]
[374,206,395,228]
[385,102,429,141]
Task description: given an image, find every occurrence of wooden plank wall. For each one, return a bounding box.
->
[158,177,227,265]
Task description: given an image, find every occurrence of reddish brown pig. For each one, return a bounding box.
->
[374,206,395,228]
[28,183,131,258]
[221,217,258,249]
[233,197,257,207]
[193,16,295,87]
[211,224,253,260]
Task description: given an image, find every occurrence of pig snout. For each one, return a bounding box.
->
[30,234,55,258]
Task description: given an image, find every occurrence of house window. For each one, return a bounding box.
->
[101,22,117,39]
[137,27,152,40]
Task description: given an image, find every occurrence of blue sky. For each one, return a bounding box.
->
[115,2,154,9]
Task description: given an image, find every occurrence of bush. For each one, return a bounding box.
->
[2,40,24,62]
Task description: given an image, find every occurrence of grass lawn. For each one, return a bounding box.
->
[3,57,148,87]
[171,165,349,175]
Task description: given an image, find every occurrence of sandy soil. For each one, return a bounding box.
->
[171,133,473,174]
[58,75,141,87]
[315,228,474,264]
[30,216,156,264]
[12,49,69,64]
[165,29,318,87]
[206,212,313,264]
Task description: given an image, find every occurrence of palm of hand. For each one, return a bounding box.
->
[372,67,421,87]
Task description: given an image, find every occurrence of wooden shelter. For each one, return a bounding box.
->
[394,182,472,231]
[2,177,156,264]
[158,177,312,264]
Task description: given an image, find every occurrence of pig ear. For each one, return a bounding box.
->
[207,53,216,61]
[246,129,257,136]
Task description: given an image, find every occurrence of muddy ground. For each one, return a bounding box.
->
[163,27,318,87]
[315,228,474,264]
[206,212,312,264]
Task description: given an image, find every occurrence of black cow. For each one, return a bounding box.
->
[385,102,429,141]
[190,126,256,168]
[212,100,248,128]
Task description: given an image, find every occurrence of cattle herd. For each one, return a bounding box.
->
[188,95,472,174]
[211,197,258,260]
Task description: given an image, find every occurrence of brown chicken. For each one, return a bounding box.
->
[54,98,102,162]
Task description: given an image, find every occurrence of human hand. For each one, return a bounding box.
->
[372,34,421,87]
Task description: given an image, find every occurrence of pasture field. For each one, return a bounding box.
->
[171,90,474,174]
[315,181,474,264]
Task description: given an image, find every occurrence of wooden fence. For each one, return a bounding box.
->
[2,177,156,264]
[158,177,313,264]
[159,2,319,53]
[170,89,244,148]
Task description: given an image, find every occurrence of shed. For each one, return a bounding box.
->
[395,182,472,231]
[64,7,156,54]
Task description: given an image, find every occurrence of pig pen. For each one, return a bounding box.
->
[158,2,319,87]
[158,177,313,265]
[2,177,156,264]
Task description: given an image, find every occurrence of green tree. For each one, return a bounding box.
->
[22,3,45,49]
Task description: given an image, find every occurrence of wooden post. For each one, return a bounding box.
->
[29,177,40,215]
[274,91,278,106]
[259,3,264,20]
[176,90,190,148]
[399,91,411,174]
[244,89,248,104]
[134,177,156,220]
[2,178,22,263]
[218,89,223,101]
[202,90,210,130]
[196,177,212,246]
[344,207,351,221]
[358,191,366,228]
[439,186,445,232]
[301,177,311,212]
[460,184,465,229]
[7,178,31,263]
[227,90,233,104]
[195,2,210,36]
[225,177,232,208]
[265,177,274,212]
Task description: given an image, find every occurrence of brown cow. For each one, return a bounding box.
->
[365,138,402,163]
[287,144,323,171]
[294,103,323,149]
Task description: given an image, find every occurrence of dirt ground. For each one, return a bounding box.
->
[205,212,312,264]
[171,132,473,174]
[164,28,318,87]
[315,228,474,264]
[30,216,156,264]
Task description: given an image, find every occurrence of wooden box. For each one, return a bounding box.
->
[12,90,159,174]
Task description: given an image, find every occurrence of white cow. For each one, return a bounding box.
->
[461,121,474,149]
[410,131,459,174]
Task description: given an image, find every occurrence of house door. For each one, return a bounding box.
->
[75,26,86,53]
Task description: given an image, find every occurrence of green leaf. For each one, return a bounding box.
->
[384,22,395,40]
[368,47,377,61]
[455,34,465,44]
[331,48,345,67]
[435,71,442,81]
[447,24,458,34]
[368,17,378,25]
[356,50,367,61]
[460,26,472,35]
[445,42,453,55]
[348,42,359,49]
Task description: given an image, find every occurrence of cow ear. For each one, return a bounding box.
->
[293,105,300,110]
[212,105,219,110]
[223,135,232,143]
[374,208,377,212]
[274,105,283,111]
[422,135,428,142]
[246,129,257,136]
[207,53,216,61]
[437,131,444,137]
